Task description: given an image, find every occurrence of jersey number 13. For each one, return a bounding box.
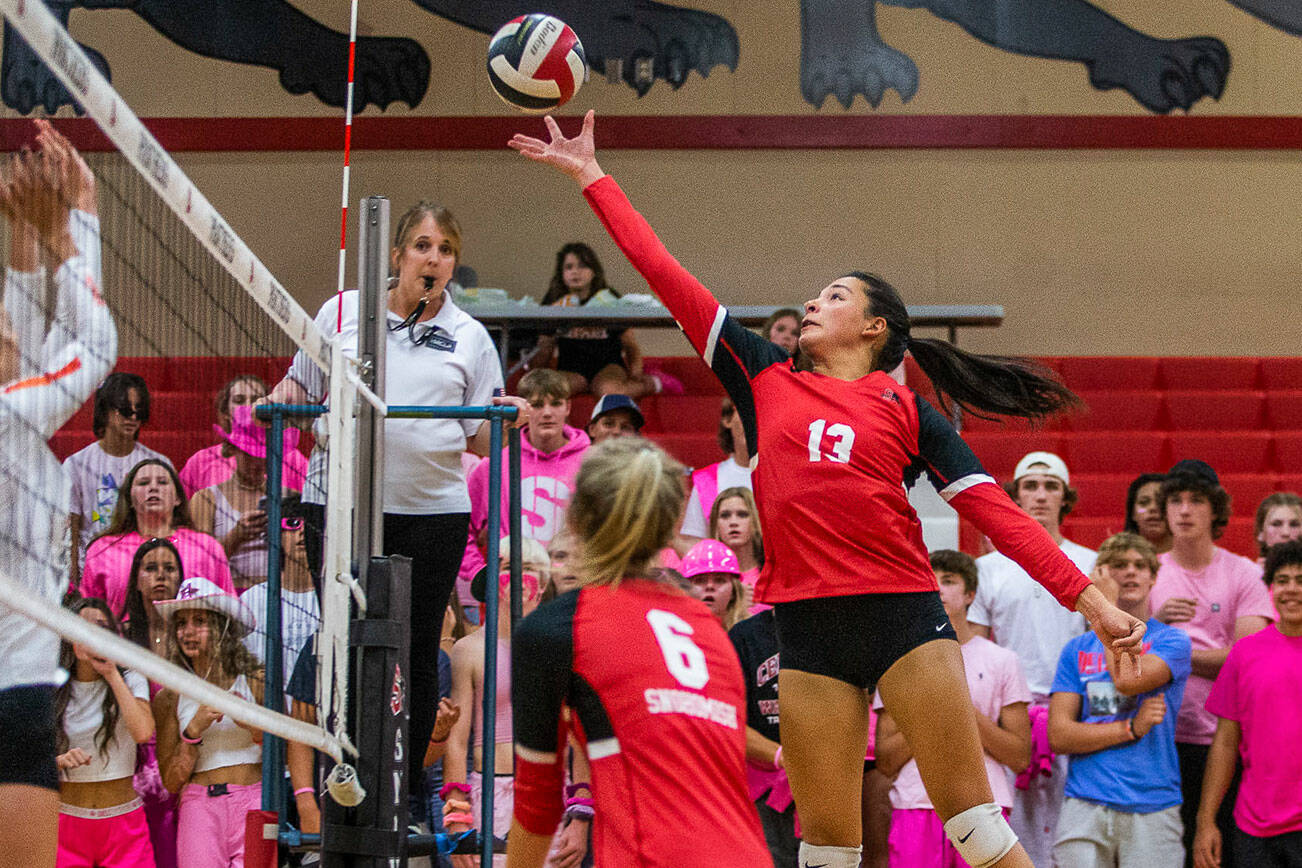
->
[807,419,855,463]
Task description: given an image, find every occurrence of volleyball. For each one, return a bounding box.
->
[486,14,587,114]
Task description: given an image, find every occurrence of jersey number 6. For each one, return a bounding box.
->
[807,419,855,463]
[646,609,710,690]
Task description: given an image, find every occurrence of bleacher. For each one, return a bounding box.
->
[52,355,1302,560]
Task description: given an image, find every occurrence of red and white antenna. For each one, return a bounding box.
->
[334,0,361,330]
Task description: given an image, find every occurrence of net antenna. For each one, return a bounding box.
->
[0,0,369,783]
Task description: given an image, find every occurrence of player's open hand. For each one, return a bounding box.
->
[508,110,603,187]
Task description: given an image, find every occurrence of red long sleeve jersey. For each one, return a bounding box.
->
[511,581,772,867]
[583,175,1090,608]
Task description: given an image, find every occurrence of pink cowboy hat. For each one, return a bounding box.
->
[214,403,299,459]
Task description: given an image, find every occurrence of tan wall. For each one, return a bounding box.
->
[15,2,1302,356]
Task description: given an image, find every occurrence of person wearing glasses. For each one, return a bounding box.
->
[240,495,319,691]
[65,371,173,583]
[264,200,528,820]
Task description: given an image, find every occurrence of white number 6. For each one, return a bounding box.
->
[646,609,710,689]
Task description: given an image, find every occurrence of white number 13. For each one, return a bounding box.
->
[807,419,855,463]
[646,609,709,689]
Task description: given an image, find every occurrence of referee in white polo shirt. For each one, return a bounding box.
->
[267,202,527,809]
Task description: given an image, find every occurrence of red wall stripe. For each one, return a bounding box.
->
[3,114,1302,152]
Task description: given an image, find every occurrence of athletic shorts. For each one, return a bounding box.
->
[773,592,957,691]
[0,684,57,790]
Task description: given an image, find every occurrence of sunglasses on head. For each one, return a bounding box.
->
[281,517,304,531]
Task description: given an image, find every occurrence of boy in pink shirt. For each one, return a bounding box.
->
[460,369,590,588]
[1195,539,1302,868]
[875,551,1032,867]
[1150,459,1275,867]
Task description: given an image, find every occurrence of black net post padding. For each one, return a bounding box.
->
[322,554,411,867]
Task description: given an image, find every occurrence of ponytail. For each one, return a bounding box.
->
[568,438,685,586]
[847,271,1080,422]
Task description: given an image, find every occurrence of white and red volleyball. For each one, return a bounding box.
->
[486,14,587,114]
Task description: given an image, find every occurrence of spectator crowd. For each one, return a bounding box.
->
[48,239,1302,868]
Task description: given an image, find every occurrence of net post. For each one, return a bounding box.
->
[480,416,505,865]
[354,195,389,571]
[321,555,411,867]
[508,427,523,626]
[261,408,288,815]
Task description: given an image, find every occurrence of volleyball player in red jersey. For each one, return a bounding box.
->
[509,112,1146,868]
[505,436,772,868]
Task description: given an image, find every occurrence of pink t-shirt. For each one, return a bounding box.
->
[875,635,1031,809]
[177,443,308,499]
[1205,625,1302,837]
[81,528,234,614]
[1151,548,1275,744]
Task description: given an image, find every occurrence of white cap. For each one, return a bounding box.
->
[1014,451,1070,485]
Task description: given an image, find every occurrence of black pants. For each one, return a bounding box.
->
[1234,827,1302,868]
[1179,740,1241,868]
[301,504,468,792]
[383,512,470,789]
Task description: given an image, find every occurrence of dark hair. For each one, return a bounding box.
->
[845,272,1080,422]
[717,397,736,456]
[929,549,978,595]
[1123,473,1168,535]
[213,374,266,427]
[92,372,150,439]
[1264,539,1302,585]
[121,537,183,648]
[1160,472,1232,540]
[542,242,614,306]
[1002,476,1079,522]
[1255,492,1302,557]
[761,308,801,345]
[101,459,192,537]
[54,597,128,758]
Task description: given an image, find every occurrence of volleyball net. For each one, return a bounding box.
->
[0,0,361,780]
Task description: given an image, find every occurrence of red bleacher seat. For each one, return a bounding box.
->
[1161,357,1259,390]
[1058,516,1125,551]
[1064,432,1168,475]
[1066,391,1164,432]
[49,430,88,462]
[962,432,1066,480]
[1273,475,1302,496]
[1057,357,1159,391]
[1259,358,1302,390]
[1220,474,1278,516]
[149,392,216,431]
[650,433,724,471]
[1216,518,1260,561]
[641,395,723,434]
[1266,392,1302,429]
[1274,434,1302,474]
[1169,432,1272,474]
[1068,473,1134,518]
[647,357,721,395]
[568,394,596,428]
[1164,391,1264,431]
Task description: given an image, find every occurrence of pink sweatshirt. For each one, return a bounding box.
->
[81,528,234,614]
[459,425,591,585]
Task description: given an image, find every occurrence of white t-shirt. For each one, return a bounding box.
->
[241,584,321,691]
[875,636,1030,809]
[970,538,1095,696]
[65,440,173,559]
[288,290,502,513]
[61,669,150,782]
[680,457,751,538]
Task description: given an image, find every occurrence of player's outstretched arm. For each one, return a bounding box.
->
[508,110,604,188]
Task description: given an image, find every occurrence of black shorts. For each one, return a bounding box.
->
[773,591,957,691]
[0,685,57,790]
